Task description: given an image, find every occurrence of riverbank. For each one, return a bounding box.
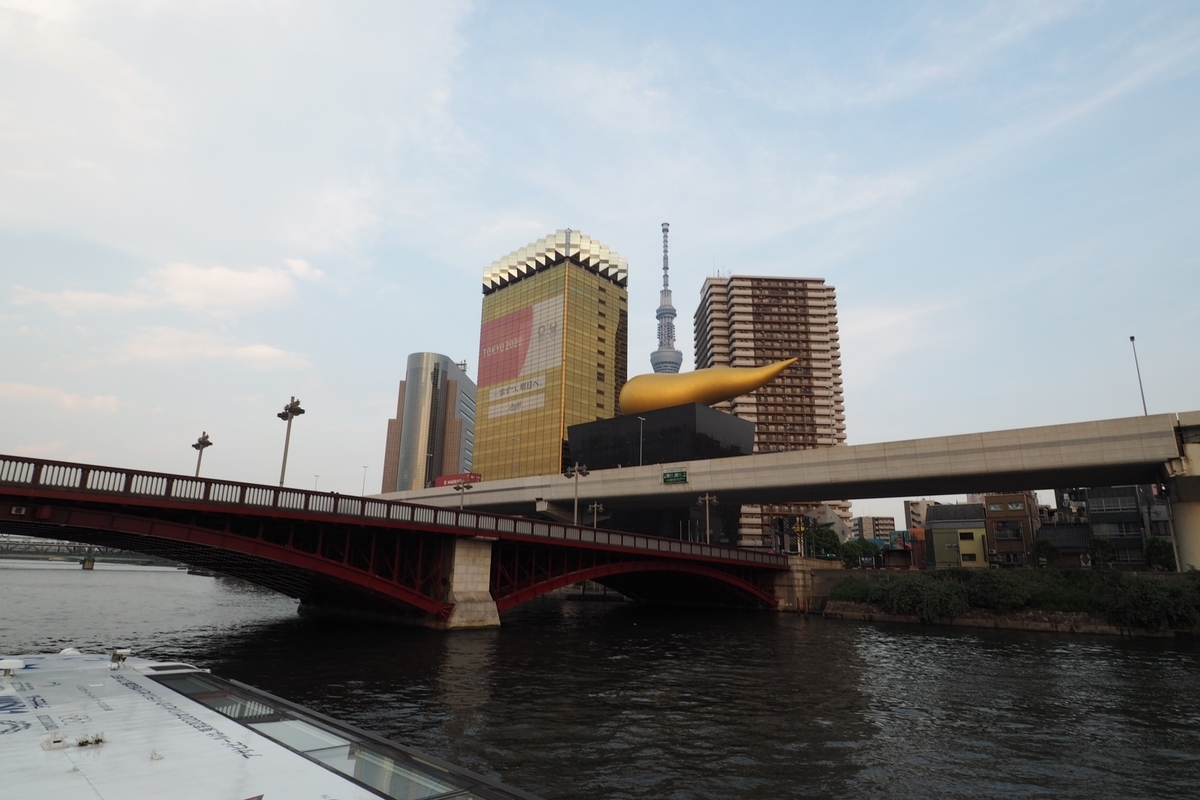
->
[823,600,1200,638]
[823,568,1200,638]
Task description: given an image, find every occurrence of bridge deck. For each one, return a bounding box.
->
[0,455,786,571]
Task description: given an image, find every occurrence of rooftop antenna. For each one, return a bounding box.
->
[650,223,683,374]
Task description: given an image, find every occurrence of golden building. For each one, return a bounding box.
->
[473,230,628,480]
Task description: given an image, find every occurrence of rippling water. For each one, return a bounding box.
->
[3,560,1200,799]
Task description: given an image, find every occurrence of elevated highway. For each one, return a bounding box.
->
[387,410,1200,567]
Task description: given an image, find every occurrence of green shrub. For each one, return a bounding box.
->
[965,570,1034,611]
[870,574,968,623]
[1144,537,1177,572]
[829,577,872,603]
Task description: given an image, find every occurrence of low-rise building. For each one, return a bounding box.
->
[925,503,988,569]
[982,491,1039,567]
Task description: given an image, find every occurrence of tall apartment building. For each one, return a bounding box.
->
[904,500,943,531]
[472,230,629,480]
[851,516,896,539]
[381,353,476,493]
[694,275,848,544]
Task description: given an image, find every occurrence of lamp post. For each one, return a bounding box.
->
[563,462,590,525]
[277,396,305,486]
[1130,336,1148,416]
[637,416,646,466]
[698,493,718,545]
[511,436,519,479]
[453,479,474,510]
[314,475,320,491]
[191,432,212,477]
[588,501,605,528]
[361,466,369,496]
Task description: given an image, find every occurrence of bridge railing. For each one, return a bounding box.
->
[0,454,787,568]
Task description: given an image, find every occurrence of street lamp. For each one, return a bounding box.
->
[1130,336,1148,416]
[277,396,305,486]
[637,416,646,466]
[698,493,718,545]
[588,501,605,528]
[453,479,474,510]
[563,462,590,525]
[511,436,520,478]
[361,466,369,496]
[191,432,212,477]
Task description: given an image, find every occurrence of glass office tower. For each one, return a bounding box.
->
[381,353,476,492]
[474,230,628,480]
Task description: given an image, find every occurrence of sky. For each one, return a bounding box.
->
[2,1,1198,522]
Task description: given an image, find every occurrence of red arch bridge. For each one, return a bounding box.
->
[0,455,789,628]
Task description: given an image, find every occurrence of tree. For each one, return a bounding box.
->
[1143,537,1177,572]
[1090,536,1119,569]
[808,527,841,559]
[840,538,881,568]
[1031,537,1061,568]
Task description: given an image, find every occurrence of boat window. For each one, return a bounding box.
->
[148,672,524,800]
[250,719,352,753]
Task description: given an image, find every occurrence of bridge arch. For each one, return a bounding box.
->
[493,559,777,612]
[5,510,454,622]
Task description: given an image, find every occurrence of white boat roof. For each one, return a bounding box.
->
[0,651,539,800]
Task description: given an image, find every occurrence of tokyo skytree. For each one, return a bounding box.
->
[650,222,684,374]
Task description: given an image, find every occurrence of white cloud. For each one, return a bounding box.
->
[0,382,118,411]
[12,261,317,316]
[116,327,309,369]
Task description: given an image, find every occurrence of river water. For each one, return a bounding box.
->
[3,560,1199,799]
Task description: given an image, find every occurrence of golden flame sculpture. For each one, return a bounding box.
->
[618,357,798,415]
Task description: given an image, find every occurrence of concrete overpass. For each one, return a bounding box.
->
[384,410,1200,568]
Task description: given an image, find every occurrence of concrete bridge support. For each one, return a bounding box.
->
[1171,440,1200,571]
[437,537,501,629]
[772,556,842,613]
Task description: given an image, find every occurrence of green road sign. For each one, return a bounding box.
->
[662,467,688,485]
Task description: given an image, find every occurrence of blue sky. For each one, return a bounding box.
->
[2,1,1198,520]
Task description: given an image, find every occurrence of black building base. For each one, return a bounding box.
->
[567,403,754,470]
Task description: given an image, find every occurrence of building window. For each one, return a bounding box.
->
[1008,502,1024,510]
[961,553,978,562]
[596,403,604,409]
[959,532,975,541]
[597,372,605,381]
[988,503,1003,511]
[994,521,1022,540]
[598,337,605,343]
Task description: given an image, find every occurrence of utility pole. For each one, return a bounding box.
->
[1130,336,1148,416]
[191,432,212,477]
[698,493,718,545]
[277,397,305,486]
[588,501,605,528]
[361,466,369,496]
[564,462,590,525]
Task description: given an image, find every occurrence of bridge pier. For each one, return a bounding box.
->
[772,556,842,613]
[1171,441,1200,570]
[435,537,500,629]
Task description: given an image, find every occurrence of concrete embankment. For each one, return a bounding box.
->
[822,600,1200,638]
